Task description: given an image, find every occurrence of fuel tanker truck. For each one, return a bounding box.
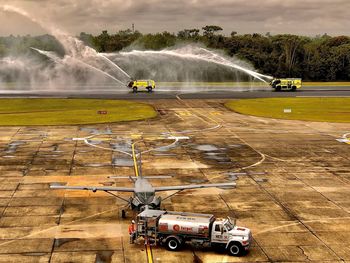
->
[134,209,252,256]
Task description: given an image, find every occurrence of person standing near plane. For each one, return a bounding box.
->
[129,220,136,244]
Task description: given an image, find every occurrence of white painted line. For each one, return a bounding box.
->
[336,132,350,144]
[336,138,349,143]
[167,136,189,140]
[342,133,350,138]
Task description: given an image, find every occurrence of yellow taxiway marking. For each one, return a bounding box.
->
[131,134,142,139]
[210,111,222,116]
[146,243,154,263]
[177,110,192,116]
[131,142,140,177]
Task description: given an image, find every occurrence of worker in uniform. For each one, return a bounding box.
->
[129,220,136,244]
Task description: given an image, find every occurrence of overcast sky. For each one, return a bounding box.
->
[0,0,349,36]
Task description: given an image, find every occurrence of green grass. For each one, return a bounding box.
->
[225,98,350,123]
[0,99,157,126]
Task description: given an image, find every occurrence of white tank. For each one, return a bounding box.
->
[158,212,215,237]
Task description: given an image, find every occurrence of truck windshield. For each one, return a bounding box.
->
[224,221,234,231]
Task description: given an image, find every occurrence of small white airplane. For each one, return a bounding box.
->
[51,174,236,218]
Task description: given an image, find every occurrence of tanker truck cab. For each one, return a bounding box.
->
[211,217,252,256]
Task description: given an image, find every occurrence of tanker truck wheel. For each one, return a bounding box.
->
[227,242,243,256]
[166,237,182,251]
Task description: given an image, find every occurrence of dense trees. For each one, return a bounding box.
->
[1,26,350,81]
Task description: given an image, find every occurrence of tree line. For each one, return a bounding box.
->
[1,26,350,81]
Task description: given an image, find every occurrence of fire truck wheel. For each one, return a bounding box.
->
[147,87,152,93]
[227,242,243,256]
[166,237,181,251]
[133,87,138,93]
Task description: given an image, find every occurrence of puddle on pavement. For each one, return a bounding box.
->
[204,156,231,162]
[83,163,109,167]
[229,144,244,148]
[112,157,134,167]
[195,144,219,152]
[87,140,102,145]
[190,144,234,167]
[204,152,225,156]
[227,173,238,181]
[110,142,131,153]
[256,178,268,183]
[5,141,26,153]
[154,142,179,152]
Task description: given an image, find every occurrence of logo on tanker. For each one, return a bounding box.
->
[173,224,180,231]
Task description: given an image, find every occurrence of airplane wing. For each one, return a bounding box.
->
[50,185,135,192]
[154,182,236,192]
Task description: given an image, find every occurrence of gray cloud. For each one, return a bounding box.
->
[0,0,349,36]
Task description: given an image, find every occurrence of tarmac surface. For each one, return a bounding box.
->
[0,87,349,262]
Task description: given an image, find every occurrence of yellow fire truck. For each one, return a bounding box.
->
[128,80,156,93]
[270,78,302,91]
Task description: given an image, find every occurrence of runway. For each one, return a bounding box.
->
[0,85,349,99]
